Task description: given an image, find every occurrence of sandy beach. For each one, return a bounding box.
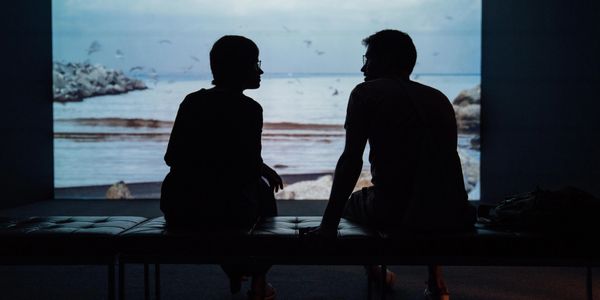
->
[54,173,333,199]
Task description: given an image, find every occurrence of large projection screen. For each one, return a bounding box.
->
[52,0,481,199]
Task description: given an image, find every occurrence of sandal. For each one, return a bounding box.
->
[247,282,276,300]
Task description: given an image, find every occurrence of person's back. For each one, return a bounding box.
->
[160,88,264,226]
[345,77,470,229]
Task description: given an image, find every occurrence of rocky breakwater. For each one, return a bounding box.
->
[53,62,147,102]
[452,84,481,150]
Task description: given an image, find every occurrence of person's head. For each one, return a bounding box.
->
[210,35,263,90]
[360,29,417,81]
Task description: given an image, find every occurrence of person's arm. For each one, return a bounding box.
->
[261,163,284,192]
[319,87,368,235]
[164,96,192,167]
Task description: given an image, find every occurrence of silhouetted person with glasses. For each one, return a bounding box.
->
[311,29,476,300]
[160,35,281,300]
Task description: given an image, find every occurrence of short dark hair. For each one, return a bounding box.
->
[362,29,417,75]
[210,35,259,86]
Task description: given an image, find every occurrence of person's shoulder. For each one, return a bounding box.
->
[178,89,206,108]
[241,93,263,112]
[352,78,408,94]
[350,79,387,98]
[181,88,208,102]
[408,80,449,101]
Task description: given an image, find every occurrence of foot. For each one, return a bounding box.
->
[366,265,397,290]
[247,283,276,300]
[424,282,449,300]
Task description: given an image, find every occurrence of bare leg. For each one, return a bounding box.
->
[364,265,397,289]
[426,265,449,300]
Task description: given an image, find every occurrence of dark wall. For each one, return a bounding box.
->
[1,1,599,208]
[0,1,53,209]
[481,0,600,203]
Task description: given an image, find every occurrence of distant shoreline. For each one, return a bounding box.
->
[54,172,333,199]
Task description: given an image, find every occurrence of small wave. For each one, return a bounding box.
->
[263,122,343,131]
[55,119,345,132]
[54,132,170,142]
[262,133,343,138]
[55,118,174,128]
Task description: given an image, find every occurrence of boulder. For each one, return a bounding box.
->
[452,84,480,106]
[53,61,147,102]
[454,104,481,133]
[452,84,481,134]
[106,181,133,199]
[470,135,480,150]
[458,149,479,193]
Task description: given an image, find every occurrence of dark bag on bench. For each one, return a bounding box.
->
[479,186,600,232]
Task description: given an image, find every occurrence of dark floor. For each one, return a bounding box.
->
[1,200,598,300]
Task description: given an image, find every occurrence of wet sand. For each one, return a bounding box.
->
[54,173,333,199]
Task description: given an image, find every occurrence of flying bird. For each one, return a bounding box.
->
[303,40,312,48]
[158,40,172,45]
[315,50,325,55]
[190,56,200,62]
[332,89,339,96]
[129,66,144,73]
[282,25,292,33]
[87,41,101,55]
[115,49,124,59]
[445,15,454,20]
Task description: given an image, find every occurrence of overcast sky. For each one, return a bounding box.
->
[53,0,481,75]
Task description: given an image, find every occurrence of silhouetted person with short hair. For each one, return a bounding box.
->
[160,35,282,300]
[313,29,476,300]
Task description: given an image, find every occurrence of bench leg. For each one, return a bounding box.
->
[380,265,387,300]
[155,263,161,300]
[108,262,116,300]
[587,266,593,300]
[144,263,150,300]
[367,272,372,300]
[119,261,125,300]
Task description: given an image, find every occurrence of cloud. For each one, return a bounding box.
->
[56,0,480,32]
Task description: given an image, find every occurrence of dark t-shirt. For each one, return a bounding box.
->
[160,88,264,226]
[345,78,473,229]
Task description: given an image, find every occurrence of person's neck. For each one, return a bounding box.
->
[213,85,244,93]
[376,74,409,81]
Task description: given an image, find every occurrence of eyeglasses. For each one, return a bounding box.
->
[257,60,262,68]
[362,55,367,65]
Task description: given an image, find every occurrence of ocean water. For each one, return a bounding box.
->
[54,74,480,198]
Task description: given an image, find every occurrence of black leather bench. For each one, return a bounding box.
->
[117,216,598,300]
[116,216,380,299]
[2,215,597,300]
[0,216,147,300]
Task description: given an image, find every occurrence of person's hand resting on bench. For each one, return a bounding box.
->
[300,225,337,239]
[261,163,284,193]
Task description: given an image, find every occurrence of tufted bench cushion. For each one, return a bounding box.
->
[0,216,147,260]
[249,216,382,264]
[118,217,254,263]
[380,224,599,266]
[379,226,519,265]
